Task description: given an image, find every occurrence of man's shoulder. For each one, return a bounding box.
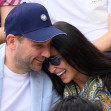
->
[0,43,6,49]
[30,70,51,81]
[0,43,6,57]
[30,70,54,89]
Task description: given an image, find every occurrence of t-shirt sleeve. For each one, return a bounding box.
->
[108,0,111,14]
[0,0,20,6]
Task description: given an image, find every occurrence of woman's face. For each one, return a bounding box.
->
[48,47,80,83]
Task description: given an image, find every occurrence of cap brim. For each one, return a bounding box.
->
[22,26,66,42]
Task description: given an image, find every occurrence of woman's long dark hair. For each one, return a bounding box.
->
[43,21,111,95]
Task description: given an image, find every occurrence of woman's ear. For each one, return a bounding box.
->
[6,34,16,49]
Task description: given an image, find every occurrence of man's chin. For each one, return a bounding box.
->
[31,64,42,72]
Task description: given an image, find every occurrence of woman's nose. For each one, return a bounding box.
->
[48,64,56,73]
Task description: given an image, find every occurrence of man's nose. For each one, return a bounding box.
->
[41,46,50,58]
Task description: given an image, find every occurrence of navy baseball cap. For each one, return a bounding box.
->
[5,2,66,42]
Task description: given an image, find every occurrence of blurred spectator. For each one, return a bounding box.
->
[52,96,103,111]
[0,0,20,44]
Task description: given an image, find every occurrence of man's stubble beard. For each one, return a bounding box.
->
[14,53,42,72]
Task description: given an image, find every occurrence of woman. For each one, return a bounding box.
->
[43,21,111,111]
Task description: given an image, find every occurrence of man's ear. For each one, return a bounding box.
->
[6,34,16,49]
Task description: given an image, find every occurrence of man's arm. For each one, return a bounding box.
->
[93,14,111,52]
[0,6,16,44]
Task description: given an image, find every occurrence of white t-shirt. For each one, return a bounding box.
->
[0,65,30,111]
[21,0,111,42]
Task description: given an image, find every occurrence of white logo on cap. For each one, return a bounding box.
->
[41,14,47,21]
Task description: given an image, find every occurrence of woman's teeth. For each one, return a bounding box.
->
[57,70,66,76]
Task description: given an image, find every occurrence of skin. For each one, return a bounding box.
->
[93,14,111,52]
[48,47,90,90]
[5,34,51,74]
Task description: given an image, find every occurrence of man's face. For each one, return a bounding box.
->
[14,37,51,72]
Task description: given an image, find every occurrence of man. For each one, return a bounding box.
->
[0,3,65,111]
